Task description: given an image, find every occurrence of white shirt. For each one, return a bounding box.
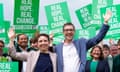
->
[22,61,27,72]
[63,43,80,72]
[19,47,27,72]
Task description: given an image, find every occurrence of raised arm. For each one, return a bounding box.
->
[8,28,28,61]
[103,10,112,25]
[86,10,112,50]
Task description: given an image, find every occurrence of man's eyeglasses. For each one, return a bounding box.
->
[64,29,74,32]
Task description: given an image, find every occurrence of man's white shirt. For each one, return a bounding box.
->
[63,43,80,72]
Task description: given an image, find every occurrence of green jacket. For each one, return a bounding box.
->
[112,54,120,72]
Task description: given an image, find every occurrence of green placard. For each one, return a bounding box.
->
[112,34,120,40]
[92,0,113,29]
[75,4,92,29]
[14,0,39,33]
[0,21,10,44]
[0,4,4,23]
[14,25,37,33]
[53,35,64,44]
[0,28,6,37]
[87,48,92,60]
[105,28,120,39]
[2,47,8,54]
[14,0,39,25]
[100,4,120,28]
[45,1,71,36]
[38,25,49,34]
[100,5,120,39]
[74,27,96,39]
[4,21,10,44]
[0,62,18,72]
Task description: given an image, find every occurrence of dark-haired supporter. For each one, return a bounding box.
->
[8,28,56,72]
[85,45,110,72]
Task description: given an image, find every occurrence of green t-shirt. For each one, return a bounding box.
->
[0,56,9,62]
[90,60,98,72]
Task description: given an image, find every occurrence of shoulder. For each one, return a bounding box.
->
[76,37,87,41]
[115,54,120,58]
[55,43,63,48]
[73,37,87,44]
[28,50,39,56]
[49,52,56,55]
[49,52,57,60]
[99,59,109,65]
[113,54,120,60]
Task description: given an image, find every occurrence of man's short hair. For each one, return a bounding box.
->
[17,34,28,41]
[63,22,75,31]
[103,44,110,50]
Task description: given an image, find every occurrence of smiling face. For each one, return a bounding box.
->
[63,24,75,43]
[91,46,103,60]
[103,48,110,58]
[110,45,118,56]
[37,34,50,53]
[17,34,28,48]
